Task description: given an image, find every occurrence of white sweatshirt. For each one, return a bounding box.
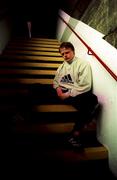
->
[53,56,92,97]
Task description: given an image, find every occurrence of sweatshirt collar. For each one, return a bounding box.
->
[65,56,77,65]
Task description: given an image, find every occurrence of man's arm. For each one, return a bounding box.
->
[53,63,70,100]
[70,61,92,97]
[56,87,70,100]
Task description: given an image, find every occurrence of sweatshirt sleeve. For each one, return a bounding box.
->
[53,64,62,89]
[70,61,92,96]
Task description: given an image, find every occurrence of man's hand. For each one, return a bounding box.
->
[56,87,70,100]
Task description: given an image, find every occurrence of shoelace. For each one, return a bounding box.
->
[68,137,82,148]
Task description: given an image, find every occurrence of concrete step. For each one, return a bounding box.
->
[0,54,63,61]
[3,49,61,56]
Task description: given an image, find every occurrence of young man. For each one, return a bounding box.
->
[24,41,98,149]
[53,42,98,149]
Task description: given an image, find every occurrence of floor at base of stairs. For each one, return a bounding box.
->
[1,151,116,179]
[2,132,116,179]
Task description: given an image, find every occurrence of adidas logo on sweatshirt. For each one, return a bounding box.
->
[60,74,74,84]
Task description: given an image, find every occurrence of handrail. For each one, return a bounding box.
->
[58,15,117,81]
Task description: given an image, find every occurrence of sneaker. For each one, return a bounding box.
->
[12,112,25,122]
[67,136,83,151]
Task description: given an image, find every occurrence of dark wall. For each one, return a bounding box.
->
[59,0,117,49]
[60,0,92,19]
[80,0,117,49]
[8,0,61,38]
[5,0,92,38]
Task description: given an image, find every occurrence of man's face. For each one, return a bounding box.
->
[59,47,75,63]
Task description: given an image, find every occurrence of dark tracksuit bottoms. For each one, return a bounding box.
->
[28,83,98,132]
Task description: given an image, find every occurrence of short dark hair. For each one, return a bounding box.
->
[59,42,75,52]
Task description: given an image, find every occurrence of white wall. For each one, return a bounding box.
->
[56,9,117,177]
[56,10,70,41]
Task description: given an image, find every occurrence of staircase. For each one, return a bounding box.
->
[0,37,114,179]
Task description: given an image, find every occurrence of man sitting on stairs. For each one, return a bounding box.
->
[29,41,98,150]
[53,42,98,149]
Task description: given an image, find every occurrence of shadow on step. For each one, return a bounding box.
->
[2,128,116,179]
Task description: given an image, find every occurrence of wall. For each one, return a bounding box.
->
[80,0,117,49]
[61,0,117,49]
[0,16,12,54]
[0,0,12,54]
[56,9,117,177]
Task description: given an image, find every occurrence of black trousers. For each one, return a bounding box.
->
[28,83,98,131]
[64,91,98,131]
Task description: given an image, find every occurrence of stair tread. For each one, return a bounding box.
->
[11,39,60,44]
[6,46,59,52]
[12,116,96,138]
[10,131,107,161]
[0,61,60,68]
[0,69,56,75]
[33,104,77,112]
[3,49,61,56]
[0,54,63,61]
[8,42,60,48]
[43,146,108,161]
